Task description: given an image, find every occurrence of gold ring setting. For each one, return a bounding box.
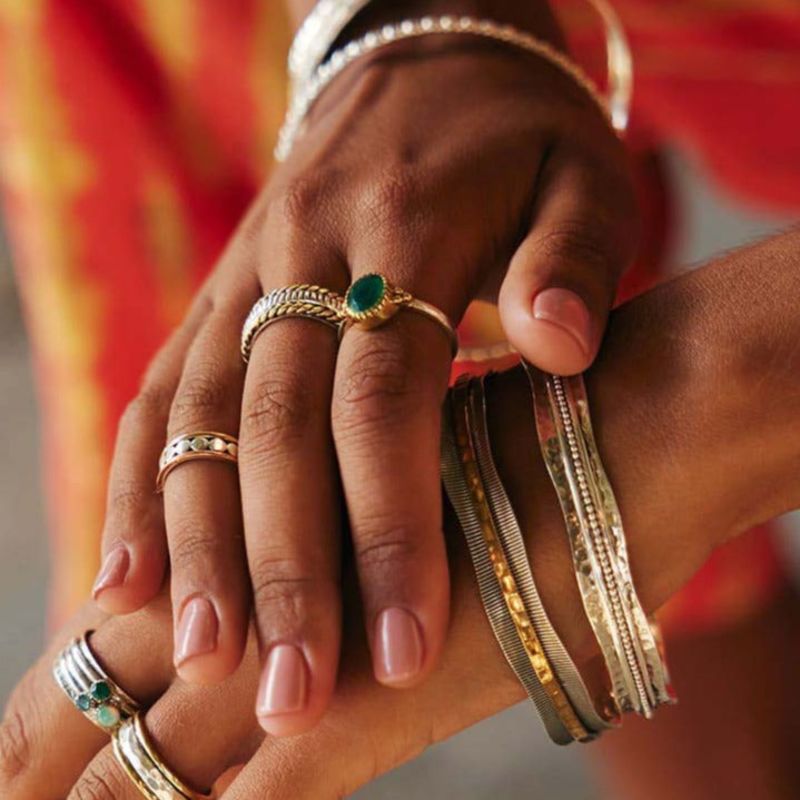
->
[156,432,238,492]
[341,273,458,355]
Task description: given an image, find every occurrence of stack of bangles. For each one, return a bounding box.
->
[51,4,663,796]
[441,366,676,745]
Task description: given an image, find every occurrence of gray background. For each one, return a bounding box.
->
[0,151,795,798]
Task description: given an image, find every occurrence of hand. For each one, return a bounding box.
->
[7,231,800,798]
[89,0,638,738]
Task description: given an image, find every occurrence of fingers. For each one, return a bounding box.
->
[93,294,212,614]
[238,226,347,736]
[331,269,454,690]
[163,287,258,686]
[498,141,638,375]
[67,636,262,800]
[0,597,173,800]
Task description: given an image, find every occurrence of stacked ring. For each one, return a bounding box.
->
[113,713,213,800]
[241,283,345,363]
[341,273,458,356]
[156,432,239,492]
[53,632,140,733]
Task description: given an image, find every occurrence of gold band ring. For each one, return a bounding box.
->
[113,713,213,799]
[241,284,345,363]
[156,432,238,492]
[340,273,458,356]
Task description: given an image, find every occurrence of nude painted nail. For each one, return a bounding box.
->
[532,287,593,357]
[257,644,308,717]
[373,607,424,685]
[92,545,129,598]
[175,596,218,666]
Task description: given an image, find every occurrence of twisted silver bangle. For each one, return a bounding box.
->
[288,0,374,100]
[443,378,576,745]
[276,15,616,162]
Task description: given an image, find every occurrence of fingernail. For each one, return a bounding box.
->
[175,596,218,666]
[92,545,129,598]
[374,607,424,685]
[532,287,593,357]
[257,644,308,717]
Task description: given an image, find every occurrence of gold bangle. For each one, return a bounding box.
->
[341,273,458,356]
[113,713,213,799]
[450,377,592,742]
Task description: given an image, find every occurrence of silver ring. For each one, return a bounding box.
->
[53,632,140,732]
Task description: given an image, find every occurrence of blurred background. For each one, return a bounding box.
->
[2,150,797,798]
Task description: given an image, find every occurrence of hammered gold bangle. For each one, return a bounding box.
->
[113,713,213,799]
[450,377,591,743]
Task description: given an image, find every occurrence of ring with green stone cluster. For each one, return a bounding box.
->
[341,273,458,356]
[53,632,140,733]
[156,431,238,492]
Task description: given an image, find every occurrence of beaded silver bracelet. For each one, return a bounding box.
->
[522,361,676,717]
[276,14,620,162]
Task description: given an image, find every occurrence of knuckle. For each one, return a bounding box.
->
[70,760,130,800]
[107,484,154,521]
[353,521,420,570]
[168,518,219,575]
[275,173,330,228]
[122,383,173,430]
[241,374,316,457]
[333,340,420,434]
[170,368,237,430]
[366,166,420,225]
[0,710,31,785]
[534,220,613,272]
[249,552,320,627]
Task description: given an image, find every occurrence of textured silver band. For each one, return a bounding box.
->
[522,361,675,717]
[442,383,573,745]
[469,375,614,734]
[53,632,140,733]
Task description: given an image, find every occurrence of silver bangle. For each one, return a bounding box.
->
[443,378,575,745]
[276,15,617,162]
[469,375,616,733]
[522,362,675,717]
[288,0,374,100]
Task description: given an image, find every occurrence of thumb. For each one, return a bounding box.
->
[499,144,637,375]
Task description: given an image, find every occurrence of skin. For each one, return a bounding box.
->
[90,0,638,737]
[3,230,800,798]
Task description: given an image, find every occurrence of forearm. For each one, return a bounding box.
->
[476,228,800,664]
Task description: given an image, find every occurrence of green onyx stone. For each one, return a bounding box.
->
[347,274,386,314]
[76,694,92,712]
[95,704,121,729]
[90,680,112,702]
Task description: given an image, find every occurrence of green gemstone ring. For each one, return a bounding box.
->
[53,632,140,735]
[342,273,458,355]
